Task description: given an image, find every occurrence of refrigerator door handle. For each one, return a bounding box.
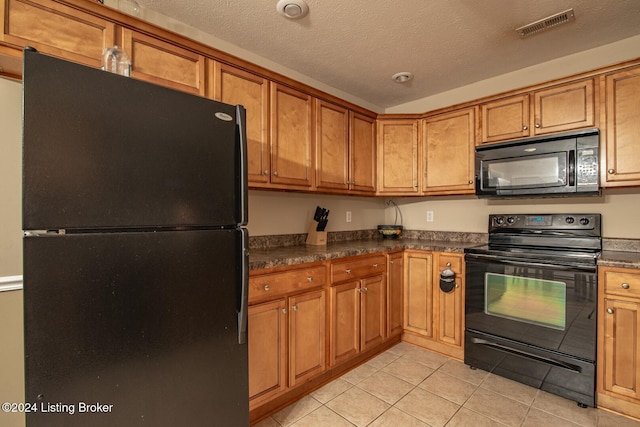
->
[236,105,249,227]
[237,228,249,344]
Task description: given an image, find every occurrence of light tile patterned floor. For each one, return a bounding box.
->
[253,342,640,427]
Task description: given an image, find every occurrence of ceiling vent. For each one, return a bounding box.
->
[516,8,575,38]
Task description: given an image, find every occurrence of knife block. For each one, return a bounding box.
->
[306,221,327,246]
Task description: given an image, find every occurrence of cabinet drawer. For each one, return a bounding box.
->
[604,271,640,298]
[331,255,387,283]
[249,265,326,303]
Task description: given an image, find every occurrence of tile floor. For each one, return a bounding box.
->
[253,342,640,427]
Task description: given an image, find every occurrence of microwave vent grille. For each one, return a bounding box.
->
[516,9,575,38]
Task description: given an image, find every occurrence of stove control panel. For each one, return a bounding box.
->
[489,214,601,232]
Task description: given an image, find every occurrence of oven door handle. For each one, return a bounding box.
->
[471,337,582,373]
[465,253,597,272]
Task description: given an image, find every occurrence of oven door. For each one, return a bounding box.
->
[465,252,597,360]
[464,252,597,406]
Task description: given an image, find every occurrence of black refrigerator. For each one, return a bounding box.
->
[21,48,249,426]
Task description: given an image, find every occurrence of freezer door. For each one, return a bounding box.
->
[22,49,247,230]
[23,230,248,426]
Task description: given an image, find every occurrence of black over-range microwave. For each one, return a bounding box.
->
[475,128,600,198]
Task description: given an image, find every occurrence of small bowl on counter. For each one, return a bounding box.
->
[377,225,403,239]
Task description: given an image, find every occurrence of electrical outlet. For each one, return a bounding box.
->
[426,211,434,222]
[346,211,352,223]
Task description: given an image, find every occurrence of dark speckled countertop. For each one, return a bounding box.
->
[598,250,640,269]
[249,238,483,271]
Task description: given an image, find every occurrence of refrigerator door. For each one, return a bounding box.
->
[24,230,249,426]
[22,49,247,230]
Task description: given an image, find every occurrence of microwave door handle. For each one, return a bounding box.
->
[568,150,575,186]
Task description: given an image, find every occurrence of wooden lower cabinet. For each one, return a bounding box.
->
[248,289,326,409]
[403,250,465,359]
[598,266,640,419]
[387,251,404,338]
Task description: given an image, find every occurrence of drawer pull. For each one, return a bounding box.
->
[607,308,614,314]
[345,269,352,274]
[264,284,270,291]
[621,283,630,289]
[307,276,313,282]
[372,263,379,268]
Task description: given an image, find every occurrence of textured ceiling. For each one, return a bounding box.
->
[135,0,640,109]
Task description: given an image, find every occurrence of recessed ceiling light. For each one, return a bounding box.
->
[392,72,413,83]
[276,0,309,19]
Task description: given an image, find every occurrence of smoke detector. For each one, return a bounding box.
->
[516,8,575,38]
[392,72,414,83]
[276,0,309,19]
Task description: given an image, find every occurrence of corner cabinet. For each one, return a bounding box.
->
[376,119,420,195]
[480,79,596,144]
[1,0,115,68]
[597,266,640,420]
[387,251,404,338]
[403,251,465,359]
[422,107,477,195]
[602,66,640,187]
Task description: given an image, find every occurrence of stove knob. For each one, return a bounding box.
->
[495,217,504,225]
[565,217,575,224]
[580,217,590,225]
[507,216,516,224]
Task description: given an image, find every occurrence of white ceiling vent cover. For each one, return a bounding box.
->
[516,9,575,38]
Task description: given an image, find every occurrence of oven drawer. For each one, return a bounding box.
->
[249,265,326,303]
[331,254,387,283]
[602,269,640,298]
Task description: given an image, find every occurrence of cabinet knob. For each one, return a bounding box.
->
[608,169,615,174]
[264,284,270,291]
[307,276,313,282]
[535,123,541,128]
[282,308,287,314]
[522,125,528,130]
[362,287,368,292]
[390,260,394,264]
[607,308,614,314]
[372,263,379,268]
[263,170,269,175]
[292,305,298,311]
[345,269,352,274]
[468,180,474,184]
[273,171,279,176]
[621,283,630,289]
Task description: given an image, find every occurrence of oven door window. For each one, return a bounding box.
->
[485,273,566,330]
[483,152,567,190]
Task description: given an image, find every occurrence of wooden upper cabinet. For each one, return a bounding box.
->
[481,79,596,143]
[210,61,270,185]
[533,79,595,135]
[121,28,205,95]
[481,94,530,143]
[270,83,313,189]
[315,100,349,191]
[603,66,640,187]
[350,112,376,193]
[423,107,477,195]
[377,119,420,195]
[1,0,115,68]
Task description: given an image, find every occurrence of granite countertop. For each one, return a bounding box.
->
[249,238,483,271]
[598,250,640,269]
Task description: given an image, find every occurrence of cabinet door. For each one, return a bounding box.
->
[403,251,433,338]
[481,94,530,143]
[248,299,287,407]
[423,107,476,195]
[315,100,349,191]
[361,275,386,352]
[211,61,270,185]
[434,253,464,347]
[533,79,595,135]
[270,83,313,188]
[604,67,640,187]
[121,28,206,95]
[377,119,420,194]
[350,112,376,193]
[387,252,404,338]
[1,0,115,69]
[289,290,326,387]
[330,281,360,366]
[602,298,640,400]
